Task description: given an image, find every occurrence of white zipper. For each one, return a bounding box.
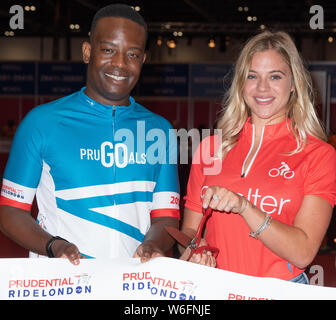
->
[112,105,116,206]
[241,125,264,178]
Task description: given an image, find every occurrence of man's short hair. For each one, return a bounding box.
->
[90,3,148,40]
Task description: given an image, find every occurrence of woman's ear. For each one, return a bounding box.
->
[290,76,295,93]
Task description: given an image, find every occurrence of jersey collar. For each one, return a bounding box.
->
[243,117,292,141]
[78,87,136,116]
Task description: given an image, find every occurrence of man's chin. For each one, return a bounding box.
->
[101,91,131,106]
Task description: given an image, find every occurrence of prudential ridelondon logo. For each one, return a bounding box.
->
[8,274,93,299]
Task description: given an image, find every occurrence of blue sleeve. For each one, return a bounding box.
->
[4,107,45,189]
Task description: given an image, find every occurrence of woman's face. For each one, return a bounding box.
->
[242,49,294,126]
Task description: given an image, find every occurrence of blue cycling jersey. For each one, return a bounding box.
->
[0,87,180,258]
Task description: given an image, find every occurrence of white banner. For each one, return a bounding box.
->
[0,257,335,300]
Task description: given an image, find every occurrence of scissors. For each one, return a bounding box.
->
[166,207,219,261]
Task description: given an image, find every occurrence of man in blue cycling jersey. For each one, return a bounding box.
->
[0,4,179,265]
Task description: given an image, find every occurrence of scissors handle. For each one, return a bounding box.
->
[187,245,219,261]
[186,207,219,261]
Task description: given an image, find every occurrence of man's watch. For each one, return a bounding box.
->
[45,236,69,258]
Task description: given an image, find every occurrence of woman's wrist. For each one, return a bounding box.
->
[238,197,273,239]
[238,196,250,216]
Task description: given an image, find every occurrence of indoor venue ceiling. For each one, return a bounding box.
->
[1,0,336,39]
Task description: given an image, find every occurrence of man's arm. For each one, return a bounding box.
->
[0,205,82,264]
[133,216,178,262]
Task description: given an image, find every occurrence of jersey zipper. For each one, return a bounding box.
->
[112,104,118,251]
[241,125,264,178]
[112,105,116,205]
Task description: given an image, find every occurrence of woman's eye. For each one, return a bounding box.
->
[271,75,282,80]
[247,74,256,80]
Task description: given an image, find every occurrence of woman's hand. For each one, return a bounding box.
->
[179,238,216,268]
[202,185,248,214]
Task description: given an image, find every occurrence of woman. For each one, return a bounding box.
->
[180,31,336,284]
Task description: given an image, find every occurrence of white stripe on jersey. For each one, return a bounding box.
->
[49,208,142,258]
[1,178,36,205]
[152,191,180,210]
[90,201,152,235]
[55,181,156,200]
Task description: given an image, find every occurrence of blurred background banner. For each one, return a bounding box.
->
[37,62,86,95]
[137,63,189,97]
[0,62,35,95]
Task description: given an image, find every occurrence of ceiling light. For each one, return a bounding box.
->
[134,6,140,11]
[167,39,176,49]
[244,6,249,12]
[173,31,183,37]
[30,5,36,11]
[4,31,14,36]
[69,24,80,30]
[238,6,243,12]
[157,36,163,46]
[208,39,216,48]
[247,16,252,22]
[24,6,30,11]
[328,36,334,43]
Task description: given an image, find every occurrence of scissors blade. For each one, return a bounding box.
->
[165,226,193,248]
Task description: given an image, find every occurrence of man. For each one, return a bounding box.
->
[0,4,179,265]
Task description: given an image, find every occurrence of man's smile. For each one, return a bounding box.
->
[104,73,128,81]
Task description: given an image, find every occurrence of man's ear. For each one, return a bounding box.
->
[82,41,91,64]
[142,52,147,64]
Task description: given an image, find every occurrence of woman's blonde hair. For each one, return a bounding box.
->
[216,30,326,158]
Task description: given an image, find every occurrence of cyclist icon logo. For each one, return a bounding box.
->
[268,161,295,179]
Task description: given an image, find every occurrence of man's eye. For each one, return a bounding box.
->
[102,48,114,54]
[128,52,140,59]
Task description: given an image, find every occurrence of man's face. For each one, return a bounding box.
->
[82,17,146,106]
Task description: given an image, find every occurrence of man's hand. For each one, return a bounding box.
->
[51,239,84,265]
[133,240,165,263]
[133,217,179,263]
